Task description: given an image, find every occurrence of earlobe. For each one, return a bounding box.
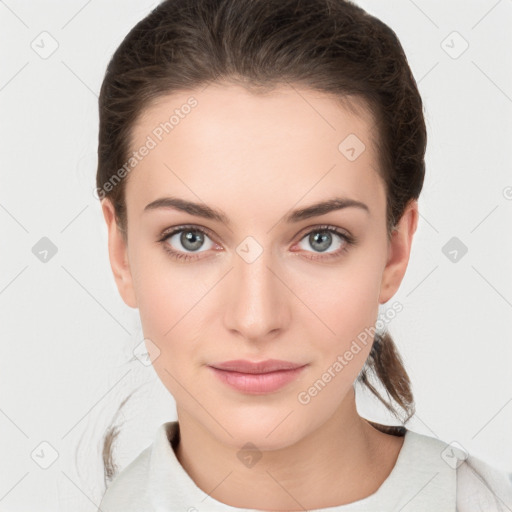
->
[101,199,138,309]
[378,200,419,305]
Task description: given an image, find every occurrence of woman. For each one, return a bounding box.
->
[95,0,512,510]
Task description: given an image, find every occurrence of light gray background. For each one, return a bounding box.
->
[1,0,511,510]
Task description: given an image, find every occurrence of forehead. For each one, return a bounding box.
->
[125,83,385,220]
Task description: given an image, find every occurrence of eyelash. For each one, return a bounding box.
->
[157,224,357,262]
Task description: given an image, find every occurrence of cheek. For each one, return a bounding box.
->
[291,267,381,415]
[287,255,384,401]
[131,252,214,385]
[294,255,382,343]
[134,265,203,400]
[130,242,204,336]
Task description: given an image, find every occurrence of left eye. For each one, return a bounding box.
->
[296,227,350,254]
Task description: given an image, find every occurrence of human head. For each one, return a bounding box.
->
[96,0,425,481]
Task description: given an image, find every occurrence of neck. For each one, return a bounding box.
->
[174,387,404,510]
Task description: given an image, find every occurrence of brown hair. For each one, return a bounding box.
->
[96,0,425,484]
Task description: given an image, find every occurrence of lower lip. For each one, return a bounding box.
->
[208,366,307,394]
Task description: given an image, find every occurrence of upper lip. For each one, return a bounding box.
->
[209,359,307,374]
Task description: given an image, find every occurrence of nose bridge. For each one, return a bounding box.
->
[223,239,288,339]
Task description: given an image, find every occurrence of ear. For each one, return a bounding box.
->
[101,198,138,309]
[379,199,419,304]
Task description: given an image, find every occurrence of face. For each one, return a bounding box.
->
[102,83,417,450]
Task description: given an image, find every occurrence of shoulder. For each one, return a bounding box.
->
[403,429,512,511]
[97,421,180,512]
[387,426,512,511]
[456,453,512,512]
[97,445,153,512]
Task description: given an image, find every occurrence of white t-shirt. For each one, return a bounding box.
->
[98,421,512,511]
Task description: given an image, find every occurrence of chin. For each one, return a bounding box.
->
[213,415,306,451]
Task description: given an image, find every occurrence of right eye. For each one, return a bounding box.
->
[158,225,219,261]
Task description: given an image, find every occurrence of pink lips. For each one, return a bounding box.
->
[208,359,308,394]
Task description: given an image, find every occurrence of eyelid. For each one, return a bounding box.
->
[158,224,219,243]
[295,223,353,242]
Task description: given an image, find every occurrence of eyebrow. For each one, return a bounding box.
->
[143,196,370,224]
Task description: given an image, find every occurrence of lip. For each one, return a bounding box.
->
[208,359,308,394]
[209,359,306,373]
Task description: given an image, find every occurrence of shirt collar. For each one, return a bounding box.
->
[146,420,456,511]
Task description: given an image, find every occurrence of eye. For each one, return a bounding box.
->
[293,225,356,261]
[158,224,356,262]
[158,225,218,261]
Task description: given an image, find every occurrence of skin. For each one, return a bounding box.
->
[102,83,418,510]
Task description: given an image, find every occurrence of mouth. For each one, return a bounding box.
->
[207,359,308,394]
[209,359,307,373]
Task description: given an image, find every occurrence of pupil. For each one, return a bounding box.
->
[182,230,204,251]
[311,231,331,252]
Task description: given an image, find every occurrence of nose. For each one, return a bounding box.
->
[222,245,290,342]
